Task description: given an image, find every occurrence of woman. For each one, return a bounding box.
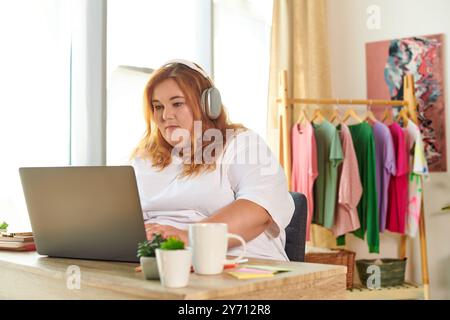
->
[131,59,294,261]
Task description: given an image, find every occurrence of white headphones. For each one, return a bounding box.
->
[161,59,222,120]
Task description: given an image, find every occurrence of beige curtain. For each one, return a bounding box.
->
[267,0,337,248]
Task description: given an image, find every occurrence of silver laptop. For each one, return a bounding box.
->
[19,166,147,263]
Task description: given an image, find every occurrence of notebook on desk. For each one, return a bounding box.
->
[0,233,34,242]
[19,166,147,262]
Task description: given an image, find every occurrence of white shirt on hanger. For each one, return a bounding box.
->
[131,129,294,261]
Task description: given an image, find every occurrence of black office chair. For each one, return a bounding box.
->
[285,192,307,262]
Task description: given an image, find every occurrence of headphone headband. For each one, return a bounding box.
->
[162,59,212,82]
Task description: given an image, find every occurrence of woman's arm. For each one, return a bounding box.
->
[145,199,273,248]
[201,199,272,248]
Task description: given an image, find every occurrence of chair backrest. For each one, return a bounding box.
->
[285,192,307,262]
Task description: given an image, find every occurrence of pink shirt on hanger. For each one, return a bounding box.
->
[291,122,318,241]
[331,124,362,237]
[386,122,409,234]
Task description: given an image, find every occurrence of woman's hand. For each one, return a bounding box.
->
[145,223,189,246]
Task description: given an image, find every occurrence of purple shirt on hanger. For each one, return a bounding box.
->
[372,121,396,232]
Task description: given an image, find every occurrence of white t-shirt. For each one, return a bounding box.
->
[131,129,294,261]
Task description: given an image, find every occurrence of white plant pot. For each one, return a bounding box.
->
[140,256,160,280]
[156,248,192,288]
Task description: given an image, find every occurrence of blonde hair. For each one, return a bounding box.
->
[131,63,246,177]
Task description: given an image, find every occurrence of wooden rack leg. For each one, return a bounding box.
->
[402,190,430,300]
[419,200,430,300]
[278,113,284,168]
[400,236,407,259]
[278,70,292,189]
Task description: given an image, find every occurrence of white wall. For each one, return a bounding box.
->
[327,0,450,299]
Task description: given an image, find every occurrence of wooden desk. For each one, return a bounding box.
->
[0,252,346,300]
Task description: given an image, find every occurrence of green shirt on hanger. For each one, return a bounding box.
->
[312,120,343,229]
[348,122,379,253]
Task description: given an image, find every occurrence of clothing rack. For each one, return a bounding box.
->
[276,70,429,299]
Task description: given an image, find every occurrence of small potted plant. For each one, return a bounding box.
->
[159,237,186,250]
[156,237,192,288]
[137,233,165,280]
[0,221,8,234]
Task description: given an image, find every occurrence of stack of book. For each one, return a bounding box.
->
[0,232,36,251]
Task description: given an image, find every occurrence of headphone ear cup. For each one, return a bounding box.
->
[200,89,208,117]
[202,87,222,120]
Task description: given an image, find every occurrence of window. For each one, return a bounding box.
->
[213,0,273,139]
[0,0,72,231]
[106,0,273,163]
[107,66,153,165]
[106,0,212,164]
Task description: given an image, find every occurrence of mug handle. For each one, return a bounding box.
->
[224,233,246,264]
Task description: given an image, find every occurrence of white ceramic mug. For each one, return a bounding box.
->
[189,223,246,275]
[155,248,192,288]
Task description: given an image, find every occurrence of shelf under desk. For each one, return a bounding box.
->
[0,251,346,300]
[346,282,424,300]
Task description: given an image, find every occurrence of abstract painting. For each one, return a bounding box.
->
[366,34,447,172]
